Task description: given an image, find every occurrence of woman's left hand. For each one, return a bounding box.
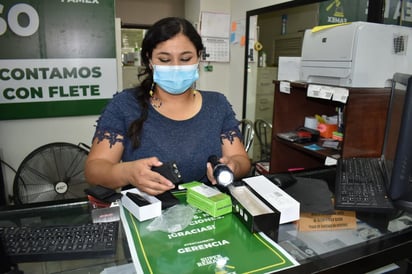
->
[206,156,236,185]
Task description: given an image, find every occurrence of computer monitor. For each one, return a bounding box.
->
[382,72,412,212]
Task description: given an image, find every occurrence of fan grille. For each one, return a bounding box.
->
[13,142,90,204]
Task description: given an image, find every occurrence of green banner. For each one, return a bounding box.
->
[0,0,115,59]
[121,191,298,274]
[0,99,109,119]
[0,0,117,120]
[319,0,412,27]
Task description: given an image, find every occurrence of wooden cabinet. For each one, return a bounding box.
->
[269,81,391,173]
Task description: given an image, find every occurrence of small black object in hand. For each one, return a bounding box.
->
[151,161,182,184]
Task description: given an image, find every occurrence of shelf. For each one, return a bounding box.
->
[276,137,340,159]
[269,81,391,173]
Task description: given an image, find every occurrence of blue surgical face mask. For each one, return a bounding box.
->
[153,64,199,95]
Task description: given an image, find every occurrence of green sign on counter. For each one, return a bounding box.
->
[0,0,117,119]
[120,192,298,274]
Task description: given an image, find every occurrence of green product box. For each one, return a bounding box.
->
[181,182,232,217]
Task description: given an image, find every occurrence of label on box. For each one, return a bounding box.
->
[91,206,120,223]
[192,184,221,197]
[243,176,300,224]
[298,210,356,231]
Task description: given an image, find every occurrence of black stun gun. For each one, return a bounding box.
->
[208,155,234,187]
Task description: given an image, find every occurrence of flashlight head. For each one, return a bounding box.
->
[213,165,234,187]
[208,155,234,187]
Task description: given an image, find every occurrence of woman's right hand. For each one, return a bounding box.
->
[85,138,175,195]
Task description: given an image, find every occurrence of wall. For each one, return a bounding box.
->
[258,3,319,66]
[229,0,289,117]
[184,0,288,120]
[116,0,185,25]
[0,0,288,202]
[185,0,231,113]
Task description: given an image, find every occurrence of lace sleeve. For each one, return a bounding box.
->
[94,128,124,148]
[91,91,131,148]
[220,128,241,144]
[219,93,242,144]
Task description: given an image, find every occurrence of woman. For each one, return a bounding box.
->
[85,17,251,195]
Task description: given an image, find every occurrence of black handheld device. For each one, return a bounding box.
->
[155,191,180,209]
[126,192,150,207]
[151,161,182,184]
[84,185,122,203]
[151,162,181,209]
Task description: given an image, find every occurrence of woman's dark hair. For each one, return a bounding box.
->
[127,17,204,149]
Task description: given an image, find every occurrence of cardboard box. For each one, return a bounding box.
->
[182,182,232,217]
[120,188,161,222]
[230,185,280,241]
[243,175,300,224]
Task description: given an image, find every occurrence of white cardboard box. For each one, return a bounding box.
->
[121,188,161,222]
[243,175,300,224]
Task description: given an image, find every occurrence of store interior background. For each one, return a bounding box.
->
[0,0,388,202]
[0,0,282,202]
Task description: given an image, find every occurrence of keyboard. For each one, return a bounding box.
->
[0,221,119,263]
[335,158,395,212]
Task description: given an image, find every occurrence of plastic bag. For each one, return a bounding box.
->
[147,204,197,233]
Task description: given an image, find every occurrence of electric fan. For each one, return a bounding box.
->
[13,142,91,204]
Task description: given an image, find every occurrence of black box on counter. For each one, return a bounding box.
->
[229,185,280,241]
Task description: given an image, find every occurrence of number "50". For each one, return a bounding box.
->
[0,3,39,37]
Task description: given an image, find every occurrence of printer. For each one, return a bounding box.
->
[300,22,412,87]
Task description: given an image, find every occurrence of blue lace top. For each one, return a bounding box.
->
[93,88,241,183]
